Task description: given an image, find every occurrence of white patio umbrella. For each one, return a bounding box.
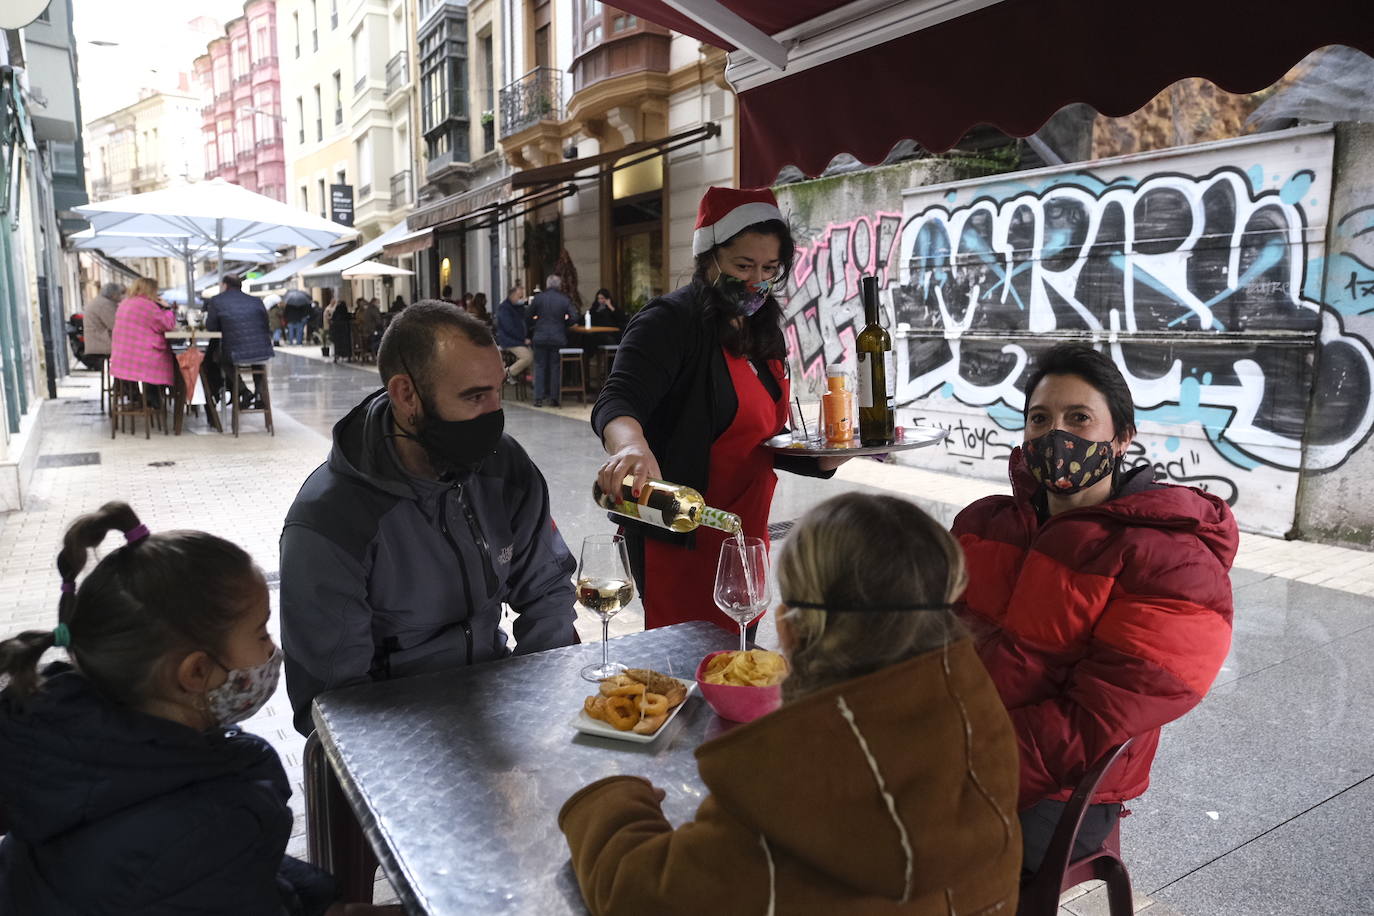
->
[340,260,414,278]
[71,228,280,308]
[74,179,357,307]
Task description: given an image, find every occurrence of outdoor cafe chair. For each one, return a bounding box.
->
[229,364,274,438]
[1017,737,1136,916]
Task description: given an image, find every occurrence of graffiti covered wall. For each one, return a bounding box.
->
[777,125,1374,537]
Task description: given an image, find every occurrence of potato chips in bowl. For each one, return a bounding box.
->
[696,649,788,723]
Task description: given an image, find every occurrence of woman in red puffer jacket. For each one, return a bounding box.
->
[952,343,1237,876]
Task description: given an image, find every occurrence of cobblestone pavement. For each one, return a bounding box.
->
[3,352,1372,913]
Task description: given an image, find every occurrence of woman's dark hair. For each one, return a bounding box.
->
[692,219,795,363]
[1022,343,1137,442]
[470,292,489,321]
[0,503,260,704]
[595,288,613,304]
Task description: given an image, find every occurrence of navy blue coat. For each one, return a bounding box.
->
[206,288,275,365]
[527,289,575,347]
[0,664,318,915]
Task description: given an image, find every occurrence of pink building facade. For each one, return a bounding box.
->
[193,0,285,201]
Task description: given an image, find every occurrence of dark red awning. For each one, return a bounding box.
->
[606,0,1374,186]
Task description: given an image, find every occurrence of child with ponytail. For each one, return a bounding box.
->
[0,502,398,916]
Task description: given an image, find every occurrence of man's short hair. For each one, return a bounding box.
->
[99,282,126,300]
[378,299,496,389]
[545,274,562,290]
[222,275,243,290]
[508,283,524,296]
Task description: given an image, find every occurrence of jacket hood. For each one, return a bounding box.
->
[693,639,1019,903]
[328,388,418,499]
[0,665,279,844]
[1008,446,1238,571]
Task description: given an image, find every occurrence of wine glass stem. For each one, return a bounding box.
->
[601,617,611,671]
[739,620,748,653]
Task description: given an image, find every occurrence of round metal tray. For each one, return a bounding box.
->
[764,425,948,456]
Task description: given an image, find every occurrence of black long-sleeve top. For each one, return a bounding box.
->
[591,282,833,545]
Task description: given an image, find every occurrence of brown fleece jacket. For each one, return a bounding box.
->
[559,638,1022,915]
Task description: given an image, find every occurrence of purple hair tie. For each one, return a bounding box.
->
[125,524,151,544]
[60,581,75,594]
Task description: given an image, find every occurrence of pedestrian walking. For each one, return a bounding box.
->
[283,289,312,345]
[265,295,285,347]
[327,298,352,363]
[0,502,401,916]
[527,274,575,407]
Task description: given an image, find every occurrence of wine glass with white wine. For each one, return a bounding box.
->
[577,534,635,682]
[714,536,771,654]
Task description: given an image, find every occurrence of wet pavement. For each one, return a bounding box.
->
[1,351,1371,913]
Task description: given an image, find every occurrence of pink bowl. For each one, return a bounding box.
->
[695,651,784,723]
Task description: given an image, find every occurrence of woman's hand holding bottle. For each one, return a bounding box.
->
[599,417,663,499]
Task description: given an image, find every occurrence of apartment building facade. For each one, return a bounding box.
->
[86,89,204,290]
[192,0,287,202]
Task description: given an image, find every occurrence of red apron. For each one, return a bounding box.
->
[642,349,789,630]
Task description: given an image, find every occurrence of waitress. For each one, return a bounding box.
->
[593,187,842,630]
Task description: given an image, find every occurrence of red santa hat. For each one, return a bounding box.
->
[692,186,783,256]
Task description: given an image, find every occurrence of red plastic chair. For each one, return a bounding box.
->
[1017,737,1136,916]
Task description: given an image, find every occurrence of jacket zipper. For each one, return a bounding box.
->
[438,485,475,665]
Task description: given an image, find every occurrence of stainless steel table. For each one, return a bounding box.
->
[309,621,739,914]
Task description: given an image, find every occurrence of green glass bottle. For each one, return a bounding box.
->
[856,275,894,446]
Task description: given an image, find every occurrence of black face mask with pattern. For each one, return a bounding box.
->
[1024,429,1117,494]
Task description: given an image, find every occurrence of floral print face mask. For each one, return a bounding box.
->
[1024,429,1117,494]
[206,645,283,726]
[713,259,775,317]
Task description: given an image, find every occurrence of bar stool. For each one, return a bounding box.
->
[597,344,620,389]
[558,348,586,404]
[230,363,274,437]
[110,379,163,439]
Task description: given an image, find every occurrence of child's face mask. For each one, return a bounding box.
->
[206,645,283,726]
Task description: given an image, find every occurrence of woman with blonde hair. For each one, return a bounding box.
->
[560,493,1022,915]
[109,276,177,389]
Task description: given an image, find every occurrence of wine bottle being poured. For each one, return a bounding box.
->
[593,476,742,536]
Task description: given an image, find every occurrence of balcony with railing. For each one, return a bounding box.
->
[385,51,409,96]
[90,177,111,199]
[389,170,411,207]
[499,68,563,138]
[355,73,368,95]
[335,106,343,125]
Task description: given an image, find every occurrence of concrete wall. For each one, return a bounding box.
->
[776,124,1374,541]
[1298,123,1374,546]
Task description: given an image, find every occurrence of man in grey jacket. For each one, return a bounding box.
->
[280,300,578,736]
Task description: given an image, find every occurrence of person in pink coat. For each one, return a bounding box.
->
[109,277,177,387]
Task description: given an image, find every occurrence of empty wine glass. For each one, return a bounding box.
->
[714,536,770,653]
[578,534,635,682]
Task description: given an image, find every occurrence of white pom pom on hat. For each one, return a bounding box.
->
[692,186,784,256]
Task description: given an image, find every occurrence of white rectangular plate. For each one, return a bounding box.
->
[571,678,697,744]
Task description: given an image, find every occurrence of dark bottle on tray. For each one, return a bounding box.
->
[856,275,894,446]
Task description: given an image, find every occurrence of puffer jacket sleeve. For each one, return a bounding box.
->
[559,777,769,916]
[990,528,1234,807]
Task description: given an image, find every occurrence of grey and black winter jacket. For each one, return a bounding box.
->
[280,390,577,735]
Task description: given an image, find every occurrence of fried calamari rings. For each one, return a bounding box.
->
[639,692,669,717]
[603,695,640,731]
